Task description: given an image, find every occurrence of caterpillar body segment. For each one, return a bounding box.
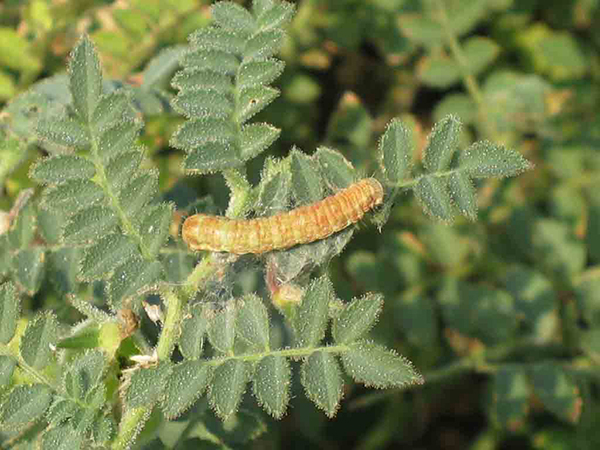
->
[182,178,384,255]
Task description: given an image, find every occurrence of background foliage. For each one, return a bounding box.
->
[1,0,599,449]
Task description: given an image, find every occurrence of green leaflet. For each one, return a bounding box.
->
[294,276,333,348]
[237,59,285,89]
[255,158,291,215]
[460,140,533,178]
[139,203,173,258]
[182,49,239,76]
[172,89,234,119]
[379,118,413,184]
[63,206,118,244]
[125,363,171,408]
[414,175,455,222]
[12,248,45,295]
[40,422,83,450]
[42,179,105,215]
[190,28,246,54]
[447,171,477,220]
[423,115,460,173]
[160,360,212,419]
[530,363,581,424]
[108,258,163,308]
[62,351,106,402]
[240,123,280,161]
[236,294,270,352]
[6,193,36,250]
[208,359,248,421]
[105,151,143,190]
[438,277,518,346]
[36,117,90,149]
[68,35,102,124]
[118,170,159,220]
[340,340,424,389]
[97,119,142,162]
[47,248,80,295]
[0,282,19,344]
[207,301,237,355]
[92,90,136,131]
[141,45,187,91]
[332,293,383,344]
[0,384,53,430]
[315,146,357,189]
[212,2,257,35]
[79,234,138,281]
[243,29,285,60]
[238,86,280,123]
[301,351,343,418]
[290,149,324,204]
[20,312,59,370]
[254,0,295,30]
[31,155,96,185]
[490,365,529,428]
[253,355,291,419]
[37,208,64,246]
[0,355,17,387]
[172,68,232,92]
[172,117,236,149]
[179,304,208,360]
[182,141,241,173]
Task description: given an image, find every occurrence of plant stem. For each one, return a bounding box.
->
[112,286,185,449]
[155,287,184,359]
[433,0,500,142]
[182,253,220,299]
[111,407,149,450]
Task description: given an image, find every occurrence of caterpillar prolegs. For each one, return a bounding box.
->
[182,178,384,255]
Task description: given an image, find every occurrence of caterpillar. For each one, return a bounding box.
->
[182,178,384,255]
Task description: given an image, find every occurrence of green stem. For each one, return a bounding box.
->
[112,286,185,449]
[433,0,499,141]
[111,407,149,450]
[155,287,184,359]
[392,167,463,190]
[182,253,220,299]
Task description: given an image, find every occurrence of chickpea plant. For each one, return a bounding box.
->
[0,1,532,448]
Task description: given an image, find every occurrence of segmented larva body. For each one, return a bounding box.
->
[182,178,384,255]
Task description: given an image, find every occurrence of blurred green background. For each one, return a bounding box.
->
[1,0,600,449]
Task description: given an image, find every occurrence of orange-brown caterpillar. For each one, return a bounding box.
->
[182,178,384,255]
